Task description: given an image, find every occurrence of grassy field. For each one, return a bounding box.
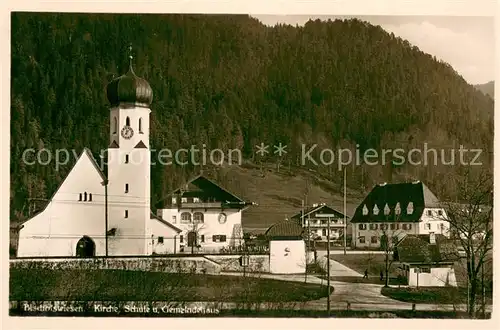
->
[10,268,332,302]
[210,162,363,233]
[381,287,493,305]
[330,253,402,278]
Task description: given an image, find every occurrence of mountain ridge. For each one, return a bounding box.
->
[10,13,493,224]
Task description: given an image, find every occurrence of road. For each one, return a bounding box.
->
[220,254,493,313]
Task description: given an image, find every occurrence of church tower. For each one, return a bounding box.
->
[105,46,153,255]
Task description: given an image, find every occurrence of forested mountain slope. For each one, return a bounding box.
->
[10,13,494,223]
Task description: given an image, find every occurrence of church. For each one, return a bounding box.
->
[16,53,251,257]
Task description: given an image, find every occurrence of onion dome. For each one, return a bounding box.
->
[106,50,153,108]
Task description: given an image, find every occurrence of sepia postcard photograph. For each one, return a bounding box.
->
[4,0,497,326]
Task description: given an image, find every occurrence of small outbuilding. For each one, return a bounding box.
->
[393,233,458,287]
[265,220,306,274]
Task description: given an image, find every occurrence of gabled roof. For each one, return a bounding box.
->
[265,220,304,239]
[394,234,458,264]
[157,174,249,208]
[19,148,107,226]
[290,204,348,220]
[109,140,119,148]
[351,181,441,223]
[150,212,182,233]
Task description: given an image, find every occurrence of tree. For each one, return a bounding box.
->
[367,208,404,287]
[185,214,207,254]
[440,169,493,318]
[375,224,403,287]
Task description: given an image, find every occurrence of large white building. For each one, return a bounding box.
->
[350,181,451,249]
[156,175,253,253]
[17,57,199,257]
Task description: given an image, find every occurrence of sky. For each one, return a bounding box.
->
[253,15,495,85]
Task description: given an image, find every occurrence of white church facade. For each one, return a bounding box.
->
[16,54,251,257]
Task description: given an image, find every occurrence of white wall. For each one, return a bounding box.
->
[407,265,457,287]
[352,225,416,248]
[17,151,106,257]
[146,219,181,254]
[269,240,306,274]
[419,208,450,237]
[159,208,243,253]
[107,106,152,255]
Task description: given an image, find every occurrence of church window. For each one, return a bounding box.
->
[200,235,205,243]
[113,117,117,134]
[139,118,143,133]
[125,155,129,163]
[89,193,92,202]
[125,210,128,218]
[180,235,184,243]
[158,236,164,244]
[84,192,87,201]
[79,193,82,201]
[125,184,129,193]
[126,117,130,126]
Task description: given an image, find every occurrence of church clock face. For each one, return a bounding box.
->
[121,126,134,139]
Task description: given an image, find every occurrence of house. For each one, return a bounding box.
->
[155,175,253,253]
[16,55,183,257]
[393,233,458,287]
[350,181,450,249]
[265,220,306,274]
[290,204,348,241]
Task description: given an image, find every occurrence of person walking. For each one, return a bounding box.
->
[380,270,384,282]
[363,269,368,279]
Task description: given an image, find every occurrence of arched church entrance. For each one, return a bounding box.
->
[76,236,96,257]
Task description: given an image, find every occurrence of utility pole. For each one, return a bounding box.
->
[327,215,330,314]
[343,167,347,255]
[102,179,109,256]
[317,213,336,315]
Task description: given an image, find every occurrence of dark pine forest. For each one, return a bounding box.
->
[10,13,494,222]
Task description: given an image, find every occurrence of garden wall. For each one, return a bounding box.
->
[9,255,271,274]
[204,255,270,273]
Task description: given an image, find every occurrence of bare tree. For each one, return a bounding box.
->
[185,218,207,254]
[440,170,493,318]
[367,211,404,287]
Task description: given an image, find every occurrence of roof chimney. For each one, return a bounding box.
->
[429,232,436,244]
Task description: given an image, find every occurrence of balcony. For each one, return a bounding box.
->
[177,202,223,209]
[305,220,345,227]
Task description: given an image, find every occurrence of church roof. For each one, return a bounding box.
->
[351,181,442,223]
[18,148,106,226]
[106,63,153,108]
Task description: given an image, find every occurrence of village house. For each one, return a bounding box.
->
[350,181,450,249]
[290,204,348,242]
[393,233,459,287]
[16,56,188,257]
[155,175,254,253]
